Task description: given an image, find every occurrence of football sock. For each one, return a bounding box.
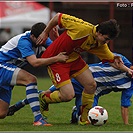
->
[80,92,94,122]
[43,91,61,103]
[15,100,25,109]
[15,98,28,108]
[15,90,42,108]
[75,95,82,116]
[26,83,42,122]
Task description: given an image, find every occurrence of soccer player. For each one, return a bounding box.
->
[0,22,68,126]
[36,12,133,125]
[7,53,133,125]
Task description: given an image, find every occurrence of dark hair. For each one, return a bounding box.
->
[31,22,46,38]
[96,19,120,39]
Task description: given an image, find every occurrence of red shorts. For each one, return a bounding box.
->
[47,56,88,88]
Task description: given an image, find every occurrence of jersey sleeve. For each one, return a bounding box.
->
[18,39,34,58]
[45,37,53,48]
[89,44,115,63]
[58,13,95,40]
[49,85,59,92]
[119,53,132,68]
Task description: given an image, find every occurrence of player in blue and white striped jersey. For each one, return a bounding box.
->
[0,22,68,126]
[8,53,133,125]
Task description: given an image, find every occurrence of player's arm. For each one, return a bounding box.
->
[26,52,68,67]
[109,60,133,78]
[36,13,60,45]
[89,45,133,77]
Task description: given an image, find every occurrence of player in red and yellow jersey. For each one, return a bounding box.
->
[37,13,133,125]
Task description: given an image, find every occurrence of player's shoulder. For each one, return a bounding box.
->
[18,31,31,43]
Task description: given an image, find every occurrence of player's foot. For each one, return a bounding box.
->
[39,92,49,119]
[33,118,52,126]
[70,106,78,124]
[78,116,90,125]
[7,101,25,116]
[78,120,90,125]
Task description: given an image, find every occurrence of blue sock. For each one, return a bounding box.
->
[26,83,42,122]
[15,100,25,108]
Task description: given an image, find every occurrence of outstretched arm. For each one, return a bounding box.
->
[26,52,68,67]
[109,56,133,78]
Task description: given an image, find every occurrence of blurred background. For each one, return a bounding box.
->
[0,1,132,77]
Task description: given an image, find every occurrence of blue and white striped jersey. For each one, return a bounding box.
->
[0,31,34,63]
[71,53,132,95]
[0,31,52,65]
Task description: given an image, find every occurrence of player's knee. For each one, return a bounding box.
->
[66,94,74,101]
[26,75,37,84]
[61,93,74,102]
[92,81,97,89]
[0,101,9,119]
[85,80,97,93]
[90,81,97,93]
[0,110,7,119]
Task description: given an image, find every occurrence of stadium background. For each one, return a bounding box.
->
[0,2,132,77]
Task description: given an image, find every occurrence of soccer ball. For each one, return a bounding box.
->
[88,106,108,126]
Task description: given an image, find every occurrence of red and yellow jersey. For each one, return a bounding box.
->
[59,13,95,40]
[41,13,114,63]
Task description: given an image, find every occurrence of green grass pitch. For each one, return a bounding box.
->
[1,78,133,131]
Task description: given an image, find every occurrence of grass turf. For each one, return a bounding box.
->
[0,78,133,131]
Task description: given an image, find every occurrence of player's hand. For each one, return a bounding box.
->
[56,52,69,62]
[126,69,133,78]
[114,56,124,67]
[52,26,59,39]
[41,90,52,95]
[36,31,48,45]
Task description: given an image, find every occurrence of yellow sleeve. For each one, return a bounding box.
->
[89,44,115,63]
[60,14,95,40]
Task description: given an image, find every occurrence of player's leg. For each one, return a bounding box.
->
[39,62,75,117]
[7,90,43,116]
[75,68,96,125]
[39,83,75,121]
[0,100,9,119]
[0,88,12,119]
[40,83,75,104]
[93,87,112,107]
[7,99,28,116]
[16,69,52,126]
[43,63,75,102]
[70,94,82,124]
[0,63,17,119]
[121,88,133,124]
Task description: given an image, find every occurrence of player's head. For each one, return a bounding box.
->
[30,22,46,45]
[31,22,46,38]
[96,19,120,44]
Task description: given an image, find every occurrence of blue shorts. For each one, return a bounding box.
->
[0,87,13,104]
[0,62,20,104]
[121,86,133,107]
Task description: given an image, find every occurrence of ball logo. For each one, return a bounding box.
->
[91,112,98,117]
